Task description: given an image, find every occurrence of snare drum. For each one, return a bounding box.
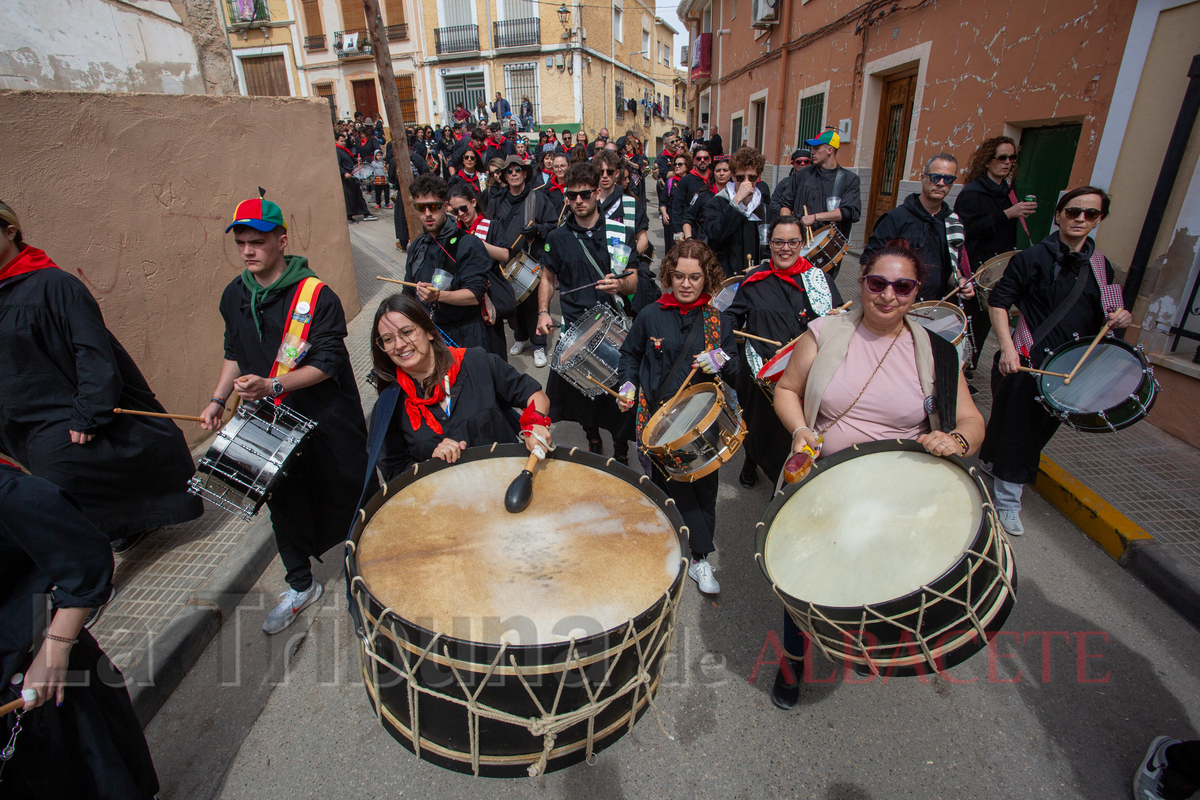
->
[351,163,373,182]
[641,381,746,481]
[973,250,1018,300]
[907,301,970,366]
[1036,336,1159,432]
[502,251,542,304]
[188,400,316,521]
[550,304,629,397]
[346,445,686,777]
[799,225,849,273]
[756,439,1017,676]
[710,275,741,312]
[753,334,804,397]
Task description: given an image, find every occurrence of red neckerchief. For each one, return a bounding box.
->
[689,168,710,184]
[0,246,59,283]
[741,258,816,291]
[461,214,487,235]
[490,136,507,147]
[710,182,724,194]
[471,141,488,157]
[547,172,565,194]
[656,292,712,315]
[359,136,367,146]
[336,143,354,156]
[395,348,465,435]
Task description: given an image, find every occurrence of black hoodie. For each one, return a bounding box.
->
[862,192,954,300]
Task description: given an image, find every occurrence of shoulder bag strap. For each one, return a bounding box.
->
[650,309,707,408]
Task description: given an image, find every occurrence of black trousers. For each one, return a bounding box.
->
[509,292,546,347]
[649,467,717,556]
[394,202,410,245]
[1,632,159,799]
[979,352,1061,484]
[1162,742,1200,800]
[373,183,390,206]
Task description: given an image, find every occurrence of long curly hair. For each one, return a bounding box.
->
[659,239,725,296]
[965,136,1018,185]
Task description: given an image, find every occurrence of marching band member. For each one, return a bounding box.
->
[447,182,512,360]
[701,147,773,277]
[723,216,836,487]
[366,294,551,480]
[770,240,985,709]
[200,195,367,635]
[616,240,737,595]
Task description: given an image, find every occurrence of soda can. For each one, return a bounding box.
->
[1024,194,1037,204]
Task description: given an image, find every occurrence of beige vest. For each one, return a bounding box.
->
[803,307,942,434]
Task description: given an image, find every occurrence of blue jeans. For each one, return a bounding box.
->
[993,478,1024,512]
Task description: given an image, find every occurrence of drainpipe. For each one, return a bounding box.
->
[1124,54,1200,311]
[772,0,794,184]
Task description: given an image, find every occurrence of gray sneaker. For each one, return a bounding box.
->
[263,582,323,635]
[1134,736,1179,800]
[998,508,1024,536]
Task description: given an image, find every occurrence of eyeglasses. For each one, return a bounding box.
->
[674,161,687,168]
[600,167,618,176]
[671,271,706,284]
[413,201,444,213]
[462,155,477,162]
[861,275,920,297]
[925,173,957,186]
[992,154,1016,163]
[449,204,471,216]
[793,158,811,167]
[1061,206,1102,222]
[694,156,711,162]
[505,166,526,176]
[375,327,421,351]
[770,238,802,250]
[565,189,595,201]
[734,174,758,183]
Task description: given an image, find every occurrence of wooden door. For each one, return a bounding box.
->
[865,72,917,238]
[1012,123,1082,247]
[352,78,379,120]
[242,54,290,96]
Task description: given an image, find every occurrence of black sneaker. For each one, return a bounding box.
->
[587,435,604,455]
[739,462,758,488]
[771,661,802,710]
[111,528,156,554]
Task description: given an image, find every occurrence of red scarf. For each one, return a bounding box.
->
[336,143,355,156]
[471,141,488,157]
[547,172,565,195]
[656,292,712,315]
[490,136,507,148]
[689,168,710,184]
[0,246,59,283]
[395,348,465,435]
[741,258,816,292]
[461,214,487,235]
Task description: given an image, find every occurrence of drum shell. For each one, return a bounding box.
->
[503,252,542,305]
[346,444,687,777]
[642,383,746,482]
[1037,338,1159,432]
[799,225,848,273]
[550,305,629,397]
[755,439,1017,676]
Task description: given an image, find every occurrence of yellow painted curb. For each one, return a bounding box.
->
[1032,455,1155,560]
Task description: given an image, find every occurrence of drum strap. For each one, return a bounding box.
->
[1011,250,1114,359]
[269,277,325,405]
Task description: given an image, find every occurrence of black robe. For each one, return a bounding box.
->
[337,145,370,218]
[0,464,159,799]
[618,301,738,555]
[372,348,542,480]
[404,217,493,351]
[701,183,772,278]
[722,267,819,481]
[682,187,718,243]
[862,192,955,301]
[0,264,202,539]
[768,163,862,247]
[955,174,1021,368]
[219,268,368,563]
[488,182,558,349]
[980,234,1114,484]
[670,172,710,237]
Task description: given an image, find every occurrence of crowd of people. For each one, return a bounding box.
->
[3,111,1192,799]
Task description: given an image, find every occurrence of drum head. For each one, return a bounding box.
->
[763,447,983,607]
[756,342,795,383]
[356,456,682,645]
[646,387,717,447]
[975,251,1018,290]
[711,277,741,312]
[1041,341,1145,414]
[907,302,966,344]
[802,227,833,254]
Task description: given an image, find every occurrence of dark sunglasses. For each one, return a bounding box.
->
[674,161,687,167]
[449,204,471,216]
[600,167,618,175]
[861,275,919,297]
[925,173,957,186]
[505,166,526,176]
[462,155,477,162]
[413,201,444,213]
[793,158,811,167]
[734,174,758,183]
[992,154,1016,163]
[1061,206,1102,222]
[694,156,711,162]
[565,189,595,201]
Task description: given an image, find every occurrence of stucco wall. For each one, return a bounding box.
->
[0,89,358,446]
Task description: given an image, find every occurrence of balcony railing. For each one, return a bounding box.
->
[494,18,540,48]
[333,29,373,59]
[386,23,409,41]
[435,24,480,54]
[228,0,269,23]
[304,34,326,51]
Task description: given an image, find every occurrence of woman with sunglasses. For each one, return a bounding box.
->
[366,293,551,481]
[448,149,485,195]
[769,240,985,709]
[615,239,737,596]
[658,150,691,244]
[981,186,1132,536]
[723,216,838,487]
[669,146,711,243]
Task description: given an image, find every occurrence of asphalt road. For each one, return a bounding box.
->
[144,201,1200,800]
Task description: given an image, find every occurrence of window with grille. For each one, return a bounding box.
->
[504,63,538,124]
[394,74,418,122]
[797,93,825,148]
[615,81,625,120]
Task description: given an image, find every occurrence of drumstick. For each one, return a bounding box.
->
[114,408,206,423]
[225,392,242,422]
[1016,365,1071,379]
[802,206,813,246]
[668,366,699,408]
[0,697,25,716]
[561,279,604,295]
[1063,322,1112,386]
[585,375,624,399]
[376,276,420,288]
[746,253,753,273]
[504,451,542,514]
[836,301,853,311]
[735,330,783,347]
[940,279,974,303]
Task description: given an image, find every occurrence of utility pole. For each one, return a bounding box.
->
[363,0,422,243]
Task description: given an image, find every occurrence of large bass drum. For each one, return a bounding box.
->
[755,439,1017,676]
[346,444,686,777]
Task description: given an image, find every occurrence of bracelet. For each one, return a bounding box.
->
[791,426,812,437]
[950,432,969,455]
[209,396,226,409]
[538,310,552,317]
[43,632,78,646]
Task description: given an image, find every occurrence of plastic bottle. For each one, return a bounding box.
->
[782,435,823,484]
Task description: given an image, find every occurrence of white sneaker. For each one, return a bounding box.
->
[688,558,720,594]
[509,340,529,356]
[262,582,323,634]
[1134,736,1179,800]
[533,348,548,368]
[998,508,1024,536]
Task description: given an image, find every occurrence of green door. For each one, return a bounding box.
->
[1013,123,1082,248]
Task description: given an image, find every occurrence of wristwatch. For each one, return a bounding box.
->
[270,379,284,398]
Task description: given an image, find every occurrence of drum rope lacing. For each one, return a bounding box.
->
[349,562,684,778]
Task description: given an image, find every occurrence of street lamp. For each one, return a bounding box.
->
[558,4,570,30]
